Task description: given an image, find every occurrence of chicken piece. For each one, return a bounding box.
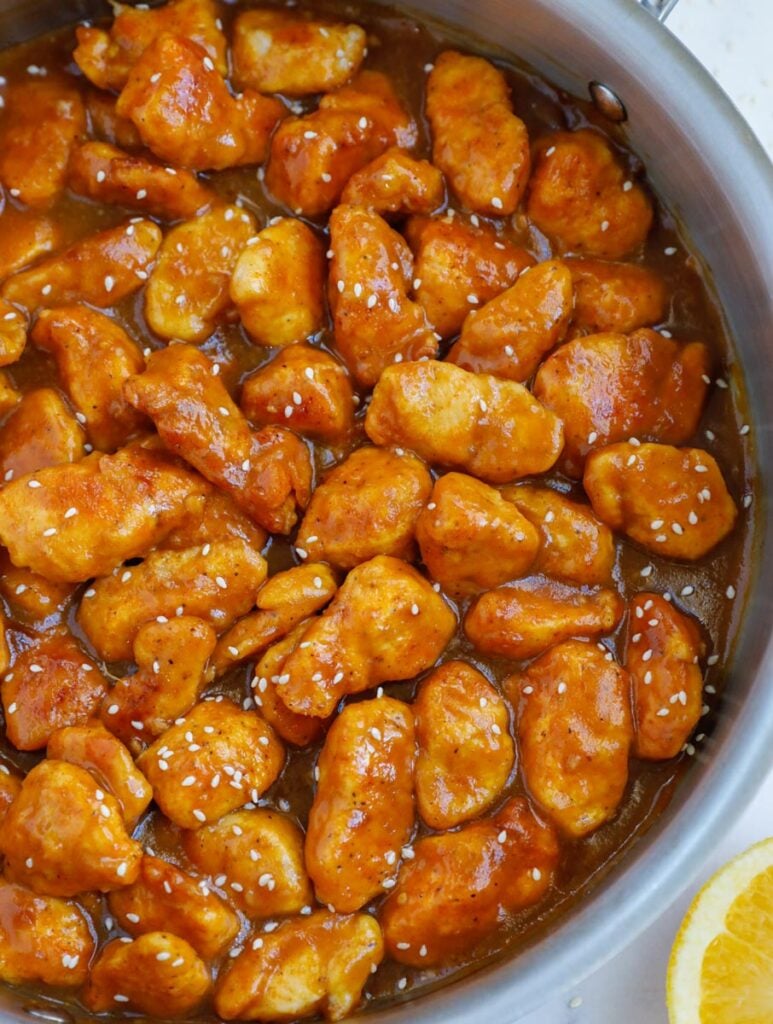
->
[0,555,76,626]
[241,345,354,445]
[47,721,152,826]
[340,147,445,216]
[0,765,21,828]
[365,361,564,484]
[447,259,572,381]
[626,594,705,760]
[0,879,93,987]
[126,345,311,533]
[0,760,142,896]
[213,563,337,676]
[0,440,208,583]
[83,933,210,1017]
[137,699,284,829]
[74,0,227,91]
[415,472,539,596]
[278,556,456,718]
[233,10,366,96]
[465,576,624,660]
[404,214,533,338]
[183,808,312,918]
[527,130,654,258]
[0,78,85,208]
[567,258,667,335]
[214,911,382,1022]
[101,617,216,745]
[31,306,146,452]
[159,486,267,551]
[306,698,415,912]
[68,141,216,221]
[501,484,616,586]
[1,634,107,752]
[84,90,142,150]
[511,640,633,836]
[0,613,9,677]
[533,329,710,476]
[328,205,438,387]
[0,207,60,282]
[415,661,514,829]
[117,34,285,172]
[381,797,558,966]
[78,538,267,661]
[230,218,325,348]
[583,442,738,560]
[266,71,416,217]
[145,206,254,343]
[108,854,239,959]
[251,626,330,748]
[296,447,432,570]
[427,51,529,215]
[0,300,26,366]
[1,220,161,312]
[0,389,85,481]
[0,372,20,416]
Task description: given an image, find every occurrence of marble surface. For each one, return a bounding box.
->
[518,2,772,1020]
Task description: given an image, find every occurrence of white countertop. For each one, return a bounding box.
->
[519,1,773,1020]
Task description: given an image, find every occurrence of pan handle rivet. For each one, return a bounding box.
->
[589,81,627,122]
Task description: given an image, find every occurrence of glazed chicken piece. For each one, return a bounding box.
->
[0,765,21,827]
[266,71,417,217]
[101,616,217,745]
[1,219,161,312]
[533,329,711,477]
[158,486,267,551]
[0,389,85,480]
[233,9,366,95]
[145,205,255,343]
[0,555,76,627]
[230,218,325,348]
[415,472,539,596]
[0,759,142,896]
[84,89,142,150]
[116,34,285,171]
[404,214,533,338]
[306,698,415,912]
[501,484,616,586]
[527,129,653,258]
[567,258,667,335]
[414,661,514,829]
[626,593,705,760]
[78,538,267,661]
[0,207,60,281]
[511,640,633,836]
[32,306,147,452]
[328,205,438,387]
[0,440,209,582]
[340,147,445,216]
[0,300,26,366]
[137,699,284,829]
[74,0,227,91]
[108,854,239,959]
[241,344,355,445]
[427,50,530,215]
[214,911,383,1022]
[296,447,432,570]
[68,141,216,221]
[83,933,211,1017]
[465,576,624,660]
[212,563,337,676]
[365,361,564,484]
[381,797,559,966]
[0,879,94,988]
[277,556,456,719]
[183,808,313,918]
[0,77,85,208]
[47,721,153,826]
[125,345,312,533]
[583,442,738,560]
[0,373,20,417]
[0,614,8,676]
[1,633,107,751]
[447,259,573,381]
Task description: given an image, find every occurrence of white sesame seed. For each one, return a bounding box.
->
[193,809,206,822]
[587,431,598,444]
[491,196,503,209]
[664,247,677,256]
[726,585,736,599]
[104,275,115,293]
[42,527,57,537]
[600,220,610,232]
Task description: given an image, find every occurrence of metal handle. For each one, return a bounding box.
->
[636,0,681,21]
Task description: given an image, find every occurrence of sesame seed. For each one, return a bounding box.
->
[656,708,669,717]
[491,196,503,209]
[664,247,677,256]
[681,585,695,597]
[600,220,610,232]
[192,809,206,822]
[104,275,115,293]
[557,681,567,694]
[116,862,127,877]
[569,996,583,1009]
[419,944,428,957]
[587,430,598,444]
[42,527,57,537]
[114,995,129,1004]
[397,978,408,990]
[215,576,228,590]
[358,116,368,129]
[640,565,653,577]
[726,585,736,599]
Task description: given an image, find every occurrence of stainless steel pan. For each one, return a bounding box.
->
[0,0,771,1021]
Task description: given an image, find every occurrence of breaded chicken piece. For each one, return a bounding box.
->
[340,147,445,216]
[158,486,267,552]
[0,208,60,282]
[365,361,564,483]
[0,555,76,627]
[306,698,415,912]
[84,89,142,150]
[0,300,26,367]
[0,389,85,481]
[567,258,667,335]
[427,51,530,215]
[0,764,21,828]
[0,373,20,417]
